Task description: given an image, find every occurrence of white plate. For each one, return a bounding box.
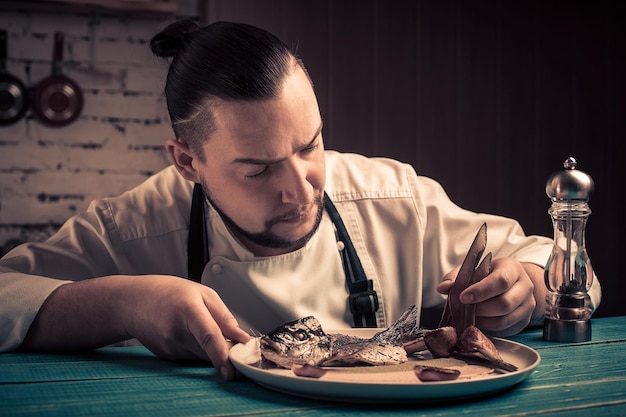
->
[229,328,540,403]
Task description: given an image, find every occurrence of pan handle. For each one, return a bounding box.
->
[53,31,64,74]
[1,29,8,71]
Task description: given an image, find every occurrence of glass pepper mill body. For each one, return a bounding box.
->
[543,157,594,342]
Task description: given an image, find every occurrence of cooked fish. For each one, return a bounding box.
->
[321,333,408,366]
[260,305,425,368]
[259,315,332,369]
[258,304,517,374]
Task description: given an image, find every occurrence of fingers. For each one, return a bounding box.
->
[478,314,532,337]
[188,287,251,381]
[442,258,536,335]
[459,270,514,304]
[459,258,528,304]
[121,275,251,378]
[187,309,235,379]
[213,309,253,345]
[202,287,252,345]
[436,279,454,294]
[474,292,535,336]
[436,267,460,294]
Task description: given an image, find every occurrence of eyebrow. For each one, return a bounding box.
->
[231,121,323,166]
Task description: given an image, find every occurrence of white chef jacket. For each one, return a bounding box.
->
[0,151,601,351]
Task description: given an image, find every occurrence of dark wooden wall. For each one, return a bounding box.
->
[204,0,624,318]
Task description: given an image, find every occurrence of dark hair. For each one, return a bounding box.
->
[150,20,306,161]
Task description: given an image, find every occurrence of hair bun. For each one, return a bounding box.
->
[150,19,201,58]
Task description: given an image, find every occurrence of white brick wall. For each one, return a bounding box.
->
[0,9,176,252]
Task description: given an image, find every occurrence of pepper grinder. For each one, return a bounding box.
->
[543,157,594,342]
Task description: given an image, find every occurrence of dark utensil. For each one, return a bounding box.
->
[0,29,29,126]
[438,222,491,334]
[32,31,83,127]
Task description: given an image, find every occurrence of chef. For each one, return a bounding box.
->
[0,20,601,381]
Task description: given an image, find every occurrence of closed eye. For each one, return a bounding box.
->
[244,166,269,180]
[240,127,322,181]
[301,142,319,154]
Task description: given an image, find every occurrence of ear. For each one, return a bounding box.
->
[166,139,201,183]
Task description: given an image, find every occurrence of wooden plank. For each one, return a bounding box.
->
[0,375,324,417]
[1,318,625,417]
[0,0,178,16]
[206,0,283,33]
[494,1,545,232]
[0,347,211,383]
[371,0,418,162]
[592,0,626,319]
[2,340,626,417]
[454,0,500,211]
[414,0,460,186]
[280,1,332,148]
[511,316,626,348]
[325,0,376,155]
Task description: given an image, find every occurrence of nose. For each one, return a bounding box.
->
[279,158,314,205]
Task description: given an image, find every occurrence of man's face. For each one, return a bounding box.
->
[195,66,326,256]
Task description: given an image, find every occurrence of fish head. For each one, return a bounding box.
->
[259,316,332,368]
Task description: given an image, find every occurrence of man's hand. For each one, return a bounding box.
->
[437,258,546,336]
[21,275,251,380]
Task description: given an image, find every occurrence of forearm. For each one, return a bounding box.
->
[20,276,134,352]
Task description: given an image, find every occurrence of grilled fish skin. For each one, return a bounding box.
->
[259,316,332,368]
[370,305,426,347]
[260,305,424,368]
[258,303,517,374]
[323,333,408,366]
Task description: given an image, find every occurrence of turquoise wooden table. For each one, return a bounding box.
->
[2,316,625,416]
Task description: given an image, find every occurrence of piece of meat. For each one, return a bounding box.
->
[423,326,458,357]
[414,365,461,382]
[291,364,327,378]
[455,326,518,372]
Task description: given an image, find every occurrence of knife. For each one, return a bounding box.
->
[438,222,492,335]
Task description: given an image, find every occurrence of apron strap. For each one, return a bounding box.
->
[187,183,208,282]
[324,193,379,327]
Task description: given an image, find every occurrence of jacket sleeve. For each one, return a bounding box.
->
[415,175,601,314]
[0,166,193,351]
[0,203,128,351]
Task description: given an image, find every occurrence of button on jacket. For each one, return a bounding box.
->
[0,151,601,350]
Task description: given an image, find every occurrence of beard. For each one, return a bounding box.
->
[200,181,324,251]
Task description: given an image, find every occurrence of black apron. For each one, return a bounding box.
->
[186,183,379,327]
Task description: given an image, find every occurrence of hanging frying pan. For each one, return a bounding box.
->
[0,29,29,126]
[32,31,83,127]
